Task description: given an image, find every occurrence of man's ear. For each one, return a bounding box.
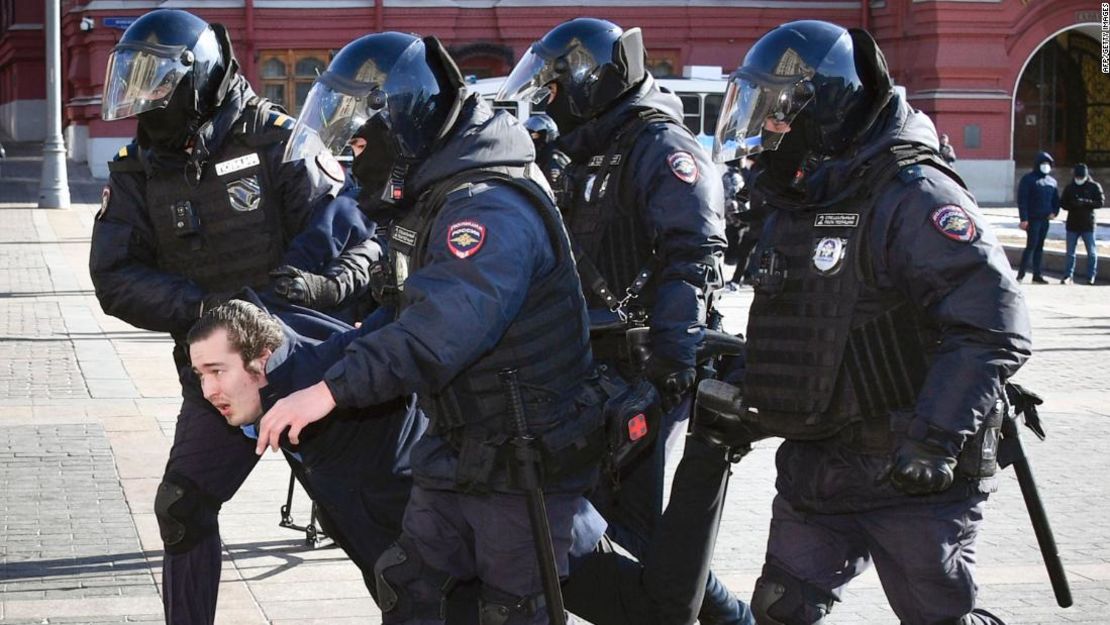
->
[250,348,274,380]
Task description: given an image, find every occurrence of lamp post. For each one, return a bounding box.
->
[38,0,70,209]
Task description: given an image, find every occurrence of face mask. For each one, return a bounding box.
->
[1039,163,1051,175]
[137,82,200,152]
[1075,177,1087,185]
[545,88,584,135]
[350,119,396,205]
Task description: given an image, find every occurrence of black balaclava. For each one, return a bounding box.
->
[546,88,584,136]
[758,111,814,198]
[137,78,202,152]
[350,118,397,206]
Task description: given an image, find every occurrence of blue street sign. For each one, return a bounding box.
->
[103,17,138,30]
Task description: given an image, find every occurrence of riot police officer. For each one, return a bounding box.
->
[711,20,1032,624]
[256,32,606,625]
[89,9,367,623]
[524,113,570,200]
[498,19,748,625]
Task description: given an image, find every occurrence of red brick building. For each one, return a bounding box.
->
[0,0,1104,203]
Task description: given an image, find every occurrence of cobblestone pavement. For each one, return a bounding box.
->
[0,154,1107,622]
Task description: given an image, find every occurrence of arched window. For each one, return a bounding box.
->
[258,50,330,114]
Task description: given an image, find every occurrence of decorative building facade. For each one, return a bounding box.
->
[0,0,1103,203]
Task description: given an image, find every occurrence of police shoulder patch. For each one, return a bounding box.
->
[316,151,345,183]
[930,204,977,243]
[446,221,486,259]
[667,151,699,184]
[96,186,111,220]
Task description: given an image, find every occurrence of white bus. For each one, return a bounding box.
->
[466,67,729,151]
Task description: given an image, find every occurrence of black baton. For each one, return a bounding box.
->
[500,369,567,625]
[999,413,1072,608]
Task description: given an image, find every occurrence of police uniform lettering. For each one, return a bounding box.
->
[814,213,860,227]
[214,152,261,176]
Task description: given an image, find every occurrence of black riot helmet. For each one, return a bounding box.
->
[101,9,229,123]
[283,32,465,165]
[497,18,646,131]
[524,113,559,147]
[713,20,893,163]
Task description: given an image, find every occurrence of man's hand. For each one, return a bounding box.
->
[1019,221,1029,231]
[270,265,341,308]
[884,439,958,496]
[646,355,696,412]
[255,381,336,455]
[1050,213,1058,220]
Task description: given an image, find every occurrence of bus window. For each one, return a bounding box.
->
[490,101,521,118]
[704,94,723,135]
[679,94,701,134]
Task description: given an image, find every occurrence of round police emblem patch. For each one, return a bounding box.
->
[96,185,111,220]
[447,221,486,259]
[316,151,346,183]
[930,204,977,243]
[812,237,847,274]
[667,151,699,184]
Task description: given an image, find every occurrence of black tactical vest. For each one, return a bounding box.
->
[744,146,960,443]
[388,165,593,439]
[137,101,288,293]
[562,110,680,311]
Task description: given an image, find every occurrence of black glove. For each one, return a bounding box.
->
[646,355,697,412]
[886,439,958,496]
[270,265,341,308]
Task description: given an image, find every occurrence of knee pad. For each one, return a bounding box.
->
[154,473,220,554]
[478,584,547,625]
[374,536,455,623]
[751,564,834,625]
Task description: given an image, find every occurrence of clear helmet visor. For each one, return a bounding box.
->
[101,46,191,121]
[712,72,813,163]
[496,47,558,105]
[283,80,376,163]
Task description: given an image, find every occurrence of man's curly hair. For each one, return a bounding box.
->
[186,300,284,373]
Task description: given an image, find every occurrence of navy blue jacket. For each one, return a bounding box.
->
[559,77,727,367]
[256,299,422,495]
[767,96,1033,512]
[90,76,345,341]
[1017,152,1060,221]
[322,98,597,494]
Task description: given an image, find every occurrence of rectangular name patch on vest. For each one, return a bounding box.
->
[215,153,261,177]
[392,225,417,247]
[814,213,860,228]
[588,154,622,168]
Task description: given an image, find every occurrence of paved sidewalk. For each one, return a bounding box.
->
[0,151,1107,623]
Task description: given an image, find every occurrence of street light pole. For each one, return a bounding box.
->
[39,0,70,209]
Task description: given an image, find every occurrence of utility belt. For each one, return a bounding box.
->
[442,365,671,493]
[443,383,608,493]
[836,400,1004,481]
